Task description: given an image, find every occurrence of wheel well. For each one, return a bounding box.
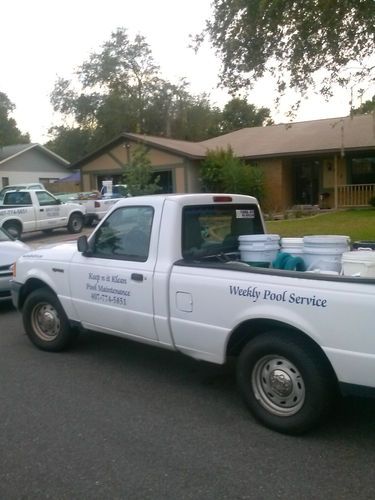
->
[70,211,83,219]
[18,279,55,309]
[4,219,22,231]
[226,318,338,383]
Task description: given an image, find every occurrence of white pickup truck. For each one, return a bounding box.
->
[11,193,375,434]
[0,189,86,239]
[79,196,123,226]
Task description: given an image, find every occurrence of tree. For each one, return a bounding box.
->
[0,92,30,146]
[48,28,225,156]
[122,144,161,196]
[220,98,273,133]
[352,95,375,115]
[198,1,375,109]
[45,126,94,163]
[200,147,265,200]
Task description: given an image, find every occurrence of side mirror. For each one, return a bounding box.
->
[77,235,89,253]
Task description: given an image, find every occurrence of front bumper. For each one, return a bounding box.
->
[0,271,13,302]
[11,280,22,309]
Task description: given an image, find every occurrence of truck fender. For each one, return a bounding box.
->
[1,215,24,228]
[19,269,60,307]
[1,217,23,239]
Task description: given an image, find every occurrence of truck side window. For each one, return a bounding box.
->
[92,206,154,261]
[36,191,59,206]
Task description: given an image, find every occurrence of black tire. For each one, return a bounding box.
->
[67,213,84,234]
[84,214,95,227]
[4,221,22,239]
[22,288,78,351]
[237,331,336,434]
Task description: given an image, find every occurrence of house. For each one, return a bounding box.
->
[0,143,70,189]
[71,114,375,211]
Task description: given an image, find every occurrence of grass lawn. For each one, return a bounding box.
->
[266,208,375,242]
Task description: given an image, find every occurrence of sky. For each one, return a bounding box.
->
[1,0,368,144]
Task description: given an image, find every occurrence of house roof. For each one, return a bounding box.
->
[0,143,69,166]
[200,114,375,159]
[72,114,375,169]
[71,132,207,169]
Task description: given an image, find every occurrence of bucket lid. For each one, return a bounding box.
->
[238,234,280,242]
[342,250,375,263]
[303,235,350,245]
[281,237,304,245]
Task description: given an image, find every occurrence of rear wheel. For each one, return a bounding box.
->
[4,221,22,239]
[67,213,83,233]
[23,288,78,351]
[237,331,336,434]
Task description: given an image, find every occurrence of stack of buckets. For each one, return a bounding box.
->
[238,234,280,268]
[302,235,350,273]
[238,233,353,273]
[341,242,375,277]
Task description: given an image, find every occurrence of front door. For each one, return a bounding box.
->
[69,204,158,341]
[293,159,321,205]
[35,190,65,229]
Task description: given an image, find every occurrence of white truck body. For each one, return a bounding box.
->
[78,197,123,225]
[0,189,86,238]
[11,193,375,434]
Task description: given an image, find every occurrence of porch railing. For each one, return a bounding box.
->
[337,184,375,207]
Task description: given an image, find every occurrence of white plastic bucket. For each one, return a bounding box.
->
[238,234,280,267]
[341,250,375,277]
[303,235,350,273]
[281,237,304,256]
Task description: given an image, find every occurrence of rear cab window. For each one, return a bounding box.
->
[182,203,264,260]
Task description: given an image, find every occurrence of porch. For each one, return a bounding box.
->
[320,184,375,209]
[337,184,375,208]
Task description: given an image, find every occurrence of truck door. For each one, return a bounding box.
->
[69,204,158,341]
[34,190,65,229]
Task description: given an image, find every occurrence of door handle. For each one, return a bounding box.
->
[40,208,44,212]
[131,273,143,282]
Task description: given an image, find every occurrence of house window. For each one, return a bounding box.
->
[39,177,59,184]
[348,156,375,184]
[152,170,173,193]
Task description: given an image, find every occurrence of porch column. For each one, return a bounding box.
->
[334,154,338,209]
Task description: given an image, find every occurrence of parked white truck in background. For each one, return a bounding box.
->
[0,188,86,239]
[75,184,130,225]
[11,193,375,434]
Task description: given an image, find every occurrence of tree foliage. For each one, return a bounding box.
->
[198,0,375,108]
[0,92,30,147]
[47,27,273,161]
[122,144,161,196]
[352,95,375,115]
[200,147,265,200]
[221,98,273,133]
[45,126,94,163]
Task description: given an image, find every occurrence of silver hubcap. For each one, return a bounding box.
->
[252,355,305,416]
[31,303,60,341]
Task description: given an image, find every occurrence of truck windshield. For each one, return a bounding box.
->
[182,203,264,260]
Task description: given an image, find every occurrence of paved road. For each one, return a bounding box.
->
[1,231,375,499]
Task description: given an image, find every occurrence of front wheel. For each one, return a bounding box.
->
[237,331,336,434]
[67,213,83,233]
[23,288,78,351]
